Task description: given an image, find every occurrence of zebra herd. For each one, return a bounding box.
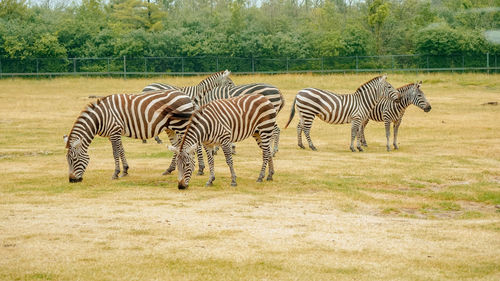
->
[64,71,431,188]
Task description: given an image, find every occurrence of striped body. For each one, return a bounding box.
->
[198,83,284,155]
[142,70,234,101]
[284,75,401,152]
[65,90,194,182]
[173,94,277,189]
[360,81,431,151]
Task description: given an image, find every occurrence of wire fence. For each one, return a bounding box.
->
[0,53,498,78]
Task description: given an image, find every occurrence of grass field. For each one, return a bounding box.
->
[0,73,499,280]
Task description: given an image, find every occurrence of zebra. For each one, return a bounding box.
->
[64,89,194,183]
[142,70,235,174]
[284,75,401,152]
[359,81,431,151]
[142,70,234,100]
[169,94,278,189]
[196,83,285,155]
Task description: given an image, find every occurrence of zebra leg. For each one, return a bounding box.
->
[154,136,163,144]
[360,119,369,147]
[302,114,317,151]
[350,120,363,152]
[204,146,216,186]
[393,119,402,150]
[196,144,205,175]
[142,139,147,144]
[119,142,129,177]
[221,143,237,187]
[297,121,305,149]
[110,135,124,179]
[231,143,236,155]
[385,120,392,151]
[254,133,273,182]
[272,125,280,156]
[163,130,178,175]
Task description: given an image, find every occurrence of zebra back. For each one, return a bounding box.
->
[197,83,284,113]
[142,70,234,101]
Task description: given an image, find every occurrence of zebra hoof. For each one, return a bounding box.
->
[205,182,213,187]
[162,170,173,175]
[350,147,356,152]
[257,178,263,182]
[120,173,128,178]
[310,146,317,151]
[357,147,363,152]
[266,176,273,181]
[298,144,305,149]
[231,182,237,187]
[111,175,119,180]
[197,170,204,175]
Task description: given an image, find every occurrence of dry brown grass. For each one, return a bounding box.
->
[0,73,499,280]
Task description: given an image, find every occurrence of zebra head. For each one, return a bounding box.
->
[411,81,432,112]
[378,75,401,103]
[64,135,89,183]
[169,144,197,189]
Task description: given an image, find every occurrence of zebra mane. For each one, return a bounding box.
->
[354,75,384,94]
[398,83,416,92]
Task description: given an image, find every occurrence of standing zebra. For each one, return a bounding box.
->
[170,94,277,189]
[284,75,401,152]
[142,70,234,100]
[142,70,234,174]
[359,81,431,151]
[64,90,194,183]
[197,83,284,155]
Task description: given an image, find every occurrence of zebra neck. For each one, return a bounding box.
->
[180,122,202,152]
[398,93,412,108]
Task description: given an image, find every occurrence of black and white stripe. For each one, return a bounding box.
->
[359,81,431,151]
[197,83,284,155]
[64,90,194,182]
[284,75,401,152]
[171,94,277,189]
[142,70,234,101]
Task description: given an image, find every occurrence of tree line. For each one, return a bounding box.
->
[0,0,498,62]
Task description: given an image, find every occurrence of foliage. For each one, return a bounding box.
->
[0,0,498,61]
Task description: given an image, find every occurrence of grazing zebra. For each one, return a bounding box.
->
[197,83,284,155]
[64,90,194,183]
[359,81,431,151]
[284,75,401,152]
[170,94,277,189]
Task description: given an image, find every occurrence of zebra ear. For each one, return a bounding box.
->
[417,81,422,87]
[168,145,179,154]
[223,69,231,77]
[186,144,197,155]
[71,138,81,148]
[381,74,388,81]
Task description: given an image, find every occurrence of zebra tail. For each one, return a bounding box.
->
[284,95,297,129]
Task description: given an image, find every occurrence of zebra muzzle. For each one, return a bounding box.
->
[69,177,83,183]
[178,180,188,190]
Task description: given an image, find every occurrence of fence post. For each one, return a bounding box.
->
[216,56,219,71]
[123,56,126,79]
[73,58,76,74]
[487,52,490,74]
[0,58,2,77]
[462,55,465,73]
[107,58,110,75]
[355,56,358,73]
[286,57,289,72]
[426,56,429,73]
[181,57,184,74]
[144,57,147,74]
[36,58,39,77]
[321,57,324,71]
[252,57,255,73]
